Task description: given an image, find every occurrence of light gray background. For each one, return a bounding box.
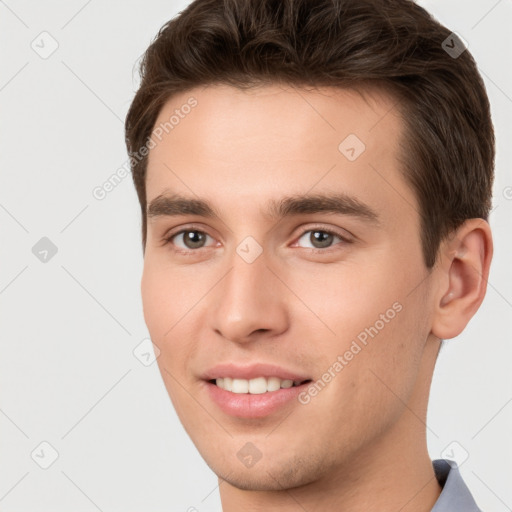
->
[0,1,511,511]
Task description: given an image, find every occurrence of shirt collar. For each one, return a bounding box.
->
[431,459,482,512]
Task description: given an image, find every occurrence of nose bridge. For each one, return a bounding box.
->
[221,247,271,318]
[210,242,286,342]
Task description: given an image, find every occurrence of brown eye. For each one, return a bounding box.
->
[296,229,346,250]
[311,231,335,248]
[169,230,213,250]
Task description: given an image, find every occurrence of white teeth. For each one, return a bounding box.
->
[214,376,303,393]
[231,378,249,393]
[281,379,293,388]
[267,377,281,392]
[248,377,267,394]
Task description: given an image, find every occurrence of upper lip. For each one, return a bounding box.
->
[201,362,311,382]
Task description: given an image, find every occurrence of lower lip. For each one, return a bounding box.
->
[203,380,311,419]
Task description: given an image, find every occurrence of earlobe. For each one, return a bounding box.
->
[431,219,493,340]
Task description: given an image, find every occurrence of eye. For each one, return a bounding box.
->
[295,228,350,250]
[166,229,216,251]
[163,226,352,254]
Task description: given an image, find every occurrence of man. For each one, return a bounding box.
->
[125,0,494,510]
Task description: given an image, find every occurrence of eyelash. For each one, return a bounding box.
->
[162,225,353,255]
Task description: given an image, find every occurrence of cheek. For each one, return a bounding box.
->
[141,262,185,377]
[141,259,205,374]
[343,278,430,414]
[141,257,196,337]
[286,257,402,338]
[140,264,167,335]
[299,253,429,378]
[316,297,429,445]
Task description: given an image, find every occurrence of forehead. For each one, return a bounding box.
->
[145,83,414,226]
[149,83,402,159]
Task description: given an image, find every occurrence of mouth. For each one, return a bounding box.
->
[203,377,314,418]
[207,377,313,394]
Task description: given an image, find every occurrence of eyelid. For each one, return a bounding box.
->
[162,223,218,250]
[292,223,354,242]
[291,224,354,252]
[162,223,354,252]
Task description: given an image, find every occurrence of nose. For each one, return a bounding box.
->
[208,249,289,344]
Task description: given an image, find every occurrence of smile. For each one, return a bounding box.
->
[212,376,311,394]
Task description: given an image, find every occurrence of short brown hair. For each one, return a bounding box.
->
[125,0,495,268]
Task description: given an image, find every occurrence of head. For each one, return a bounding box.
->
[125,0,494,494]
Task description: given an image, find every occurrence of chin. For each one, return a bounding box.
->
[203,451,322,492]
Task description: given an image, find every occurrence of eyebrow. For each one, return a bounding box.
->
[147,192,380,225]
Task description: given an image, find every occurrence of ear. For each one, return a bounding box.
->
[431,218,493,340]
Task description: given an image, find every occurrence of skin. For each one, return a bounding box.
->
[141,83,493,511]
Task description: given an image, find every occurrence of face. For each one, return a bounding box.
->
[142,83,437,490]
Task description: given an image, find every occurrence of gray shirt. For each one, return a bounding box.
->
[431,459,482,511]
